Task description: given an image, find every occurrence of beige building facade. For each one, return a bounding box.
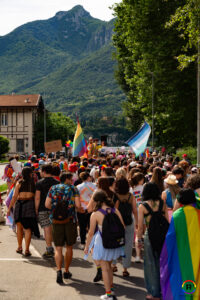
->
[0,94,44,155]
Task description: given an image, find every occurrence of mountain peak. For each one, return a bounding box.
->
[55,5,90,20]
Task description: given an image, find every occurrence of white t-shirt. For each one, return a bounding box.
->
[77,181,96,210]
[130,185,144,207]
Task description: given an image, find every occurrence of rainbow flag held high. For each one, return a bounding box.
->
[160,205,200,300]
[72,121,87,157]
[126,122,151,157]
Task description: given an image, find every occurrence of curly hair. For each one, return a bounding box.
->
[185,174,200,190]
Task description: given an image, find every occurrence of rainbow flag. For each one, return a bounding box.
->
[145,148,150,158]
[160,205,200,300]
[72,121,87,157]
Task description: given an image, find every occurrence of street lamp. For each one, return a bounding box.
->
[151,72,155,150]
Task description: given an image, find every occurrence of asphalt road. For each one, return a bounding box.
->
[31,227,146,300]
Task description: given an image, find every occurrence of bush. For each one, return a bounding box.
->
[176,147,197,165]
[0,136,9,158]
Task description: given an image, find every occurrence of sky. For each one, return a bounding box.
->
[0,0,121,36]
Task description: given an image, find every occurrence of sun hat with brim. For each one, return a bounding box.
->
[191,167,198,173]
[164,174,178,185]
[152,152,157,156]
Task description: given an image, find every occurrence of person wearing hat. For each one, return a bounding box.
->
[161,174,180,221]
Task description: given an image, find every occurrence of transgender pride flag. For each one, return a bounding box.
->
[126,122,151,157]
[72,120,87,157]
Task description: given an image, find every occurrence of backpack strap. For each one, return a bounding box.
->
[158,200,164,213]
[142,202,154,215]
[98,208,107,215]
[98,208,115,215]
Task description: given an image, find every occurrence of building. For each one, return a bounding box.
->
[0,94,44,155]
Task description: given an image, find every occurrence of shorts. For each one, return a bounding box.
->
[52,221,77,247]
[38,211,51,228]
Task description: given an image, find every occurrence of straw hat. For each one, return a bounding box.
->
[152,152,157,156]
[164,174,178,185]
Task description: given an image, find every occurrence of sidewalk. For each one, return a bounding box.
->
[0,223,146,300]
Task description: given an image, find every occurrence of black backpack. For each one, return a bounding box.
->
[143,200,169,256]
[53,196,69,222]
[117,194,133,226]
[98,208,125,249]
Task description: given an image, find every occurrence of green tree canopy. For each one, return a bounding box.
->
[166,0,200,69]
[0,136,9,158]
[34,112,75,153]
[113,0,197,148]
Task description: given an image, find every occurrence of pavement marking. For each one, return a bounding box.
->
[22,240,42,258]
[0,258,43,261]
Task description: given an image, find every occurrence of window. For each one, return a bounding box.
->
[16,139,24,153]
[1,113,8,126]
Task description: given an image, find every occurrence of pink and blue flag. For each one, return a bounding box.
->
[126,122,151,157]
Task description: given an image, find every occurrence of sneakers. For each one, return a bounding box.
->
[42,250,54,259]
[56,270,63,284]
[63,271,72,279]
[93,268,102,282]
[79,244,85,250]
[100,295,114,300]
[135,256,142,263]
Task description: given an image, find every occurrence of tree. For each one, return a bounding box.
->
[34,112,75,153]
[0,136,9,158]
[113,0,197,148]
[166,0,200,69]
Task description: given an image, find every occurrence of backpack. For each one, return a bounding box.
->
[53,196,69,222]
[143,200,169,256]
[117,194,133,226]
[98,208,125,249]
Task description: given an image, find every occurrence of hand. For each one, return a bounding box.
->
[78,207,85,213]
[136,237,143,249]
[84,247,89,255]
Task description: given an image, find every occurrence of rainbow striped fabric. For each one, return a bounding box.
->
[72,121,87,157]
[160,204,200,300]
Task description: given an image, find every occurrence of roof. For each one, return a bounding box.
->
[0,94,42,107]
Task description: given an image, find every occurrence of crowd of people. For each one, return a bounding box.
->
[2,146,200,300]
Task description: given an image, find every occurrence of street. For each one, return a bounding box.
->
[0,222,146,300]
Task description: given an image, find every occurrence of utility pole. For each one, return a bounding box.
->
[197,34,200,166]
[151,72,155,150]
[44,95,46,145]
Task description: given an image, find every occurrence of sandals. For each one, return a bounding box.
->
[24,250,32,257]
[16,248,23,254]
[122,270,130,277]
[112,266,118,273]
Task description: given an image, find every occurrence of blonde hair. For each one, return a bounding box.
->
[116,167,127,179]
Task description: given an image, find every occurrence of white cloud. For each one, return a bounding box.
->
[0,0,121,36]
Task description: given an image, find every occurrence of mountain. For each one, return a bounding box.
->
[0,5,129,142]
